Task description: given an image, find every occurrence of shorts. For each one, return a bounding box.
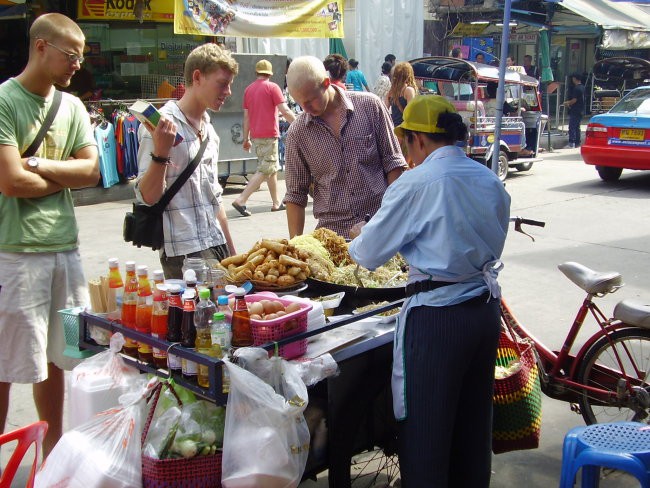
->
[0,251,89,383]
[253,138,279,175]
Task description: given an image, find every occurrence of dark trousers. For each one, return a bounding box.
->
[397,296,501,488]
[160,244,229,280]
[568,112,582,145]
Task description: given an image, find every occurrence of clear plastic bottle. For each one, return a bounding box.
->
[210,312,230,352]
[231,288,253,348]
[182,257,207,285]
[217,295,230,312]
[121,261,139,358]
[196,289,217,388]
[136,265,153,363]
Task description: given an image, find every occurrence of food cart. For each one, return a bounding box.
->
[77,288,404,488]
[409,56,548,181]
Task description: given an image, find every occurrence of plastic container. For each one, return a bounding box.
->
[59,307,97,359]
[225,293,312,359]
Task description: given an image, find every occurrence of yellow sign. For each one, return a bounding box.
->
[175,0,344,38]
[451,23,488,37]
[78,0,174,22]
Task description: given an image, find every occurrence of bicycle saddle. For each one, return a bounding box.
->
[558,262,623,295]
[614,300,650,329]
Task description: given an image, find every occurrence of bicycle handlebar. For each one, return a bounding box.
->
[510,216,546,228]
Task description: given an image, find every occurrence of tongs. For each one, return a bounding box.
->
[353,214,371,287]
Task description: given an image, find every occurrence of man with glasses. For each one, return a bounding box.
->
[0,13,99,457]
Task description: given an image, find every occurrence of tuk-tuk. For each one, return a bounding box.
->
[409,57,548,181]
[589,57,650,113]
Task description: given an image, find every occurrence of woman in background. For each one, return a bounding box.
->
[387,62,417,128]
[323,54,348,90]
[345,58,369,91]
[373,61,392,108]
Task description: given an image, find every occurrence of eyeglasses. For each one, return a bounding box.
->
[44,40,84,64]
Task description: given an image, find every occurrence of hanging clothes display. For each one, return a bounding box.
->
[94,121,120,188]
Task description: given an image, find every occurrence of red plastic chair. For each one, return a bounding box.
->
[0,421,48,488]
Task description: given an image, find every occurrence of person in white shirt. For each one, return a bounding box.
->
[136,43,238,278]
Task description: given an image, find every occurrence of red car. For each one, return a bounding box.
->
[581,85,650,181]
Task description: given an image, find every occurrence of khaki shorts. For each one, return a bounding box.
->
[0,251,89,383]
[253,138,279,175]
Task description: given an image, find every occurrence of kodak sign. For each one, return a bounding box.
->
[77,0,173,22]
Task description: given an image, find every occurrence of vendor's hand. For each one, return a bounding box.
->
[243,139,252,152]
[151,116,178,157]
[349,221,366,239]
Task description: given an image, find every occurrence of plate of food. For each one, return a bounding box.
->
[352,302,401,323]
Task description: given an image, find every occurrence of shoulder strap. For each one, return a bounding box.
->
[153,136,209,211]
[22,90,62,158]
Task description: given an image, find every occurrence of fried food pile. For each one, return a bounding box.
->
[220,239,311,288]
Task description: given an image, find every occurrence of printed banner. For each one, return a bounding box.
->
[174,0,344,38]
[78,0,174,22]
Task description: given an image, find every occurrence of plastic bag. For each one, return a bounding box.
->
[35,378,159,488]
[68,332,142,429]
[221,348,310,488]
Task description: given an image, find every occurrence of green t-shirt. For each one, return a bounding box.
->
[0,78,96,252]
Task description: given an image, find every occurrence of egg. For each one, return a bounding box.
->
[276,310,287,317]
[285,302,301,314]
[250,314,262,320]
[248,301,264,316]
[271,300,285,313]
[260,300,275,315]
[264,313,278,321]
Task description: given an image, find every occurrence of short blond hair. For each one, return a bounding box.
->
[286,56,328,92]
[30,13,84,47]
[184,43,239,86]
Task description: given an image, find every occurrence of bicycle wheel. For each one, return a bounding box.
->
[577,327,650,425]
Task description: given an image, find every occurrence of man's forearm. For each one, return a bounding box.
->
[36,157,99,189]
[286,202,305,238]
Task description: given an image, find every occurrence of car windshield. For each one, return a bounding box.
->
[610,88,650,115]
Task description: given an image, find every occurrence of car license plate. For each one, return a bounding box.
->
[620,129,645,141]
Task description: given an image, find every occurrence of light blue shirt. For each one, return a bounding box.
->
[348,144,511,420]
[349,145,510,306]
[345,70,368,91]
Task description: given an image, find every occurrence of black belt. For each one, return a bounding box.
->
[405,280,454,297]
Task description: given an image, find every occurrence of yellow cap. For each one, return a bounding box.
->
[394,95,457,139]
[255,59,273,76]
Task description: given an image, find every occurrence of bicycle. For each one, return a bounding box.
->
[504,217,650,425]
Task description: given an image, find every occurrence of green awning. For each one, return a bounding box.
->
[329,38,348,58]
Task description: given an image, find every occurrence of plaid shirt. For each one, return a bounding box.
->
[135,101,226,257]
[284,86,407,238]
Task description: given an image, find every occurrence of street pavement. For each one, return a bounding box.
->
[4,147,650,486]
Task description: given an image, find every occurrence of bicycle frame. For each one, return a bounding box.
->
[501,295,635,404]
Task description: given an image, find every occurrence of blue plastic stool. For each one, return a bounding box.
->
[559,421,650,487]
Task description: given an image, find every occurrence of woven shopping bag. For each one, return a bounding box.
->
[492,304,543,454]
[141,382,223,488]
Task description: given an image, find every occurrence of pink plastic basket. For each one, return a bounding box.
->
[228,294,311,359]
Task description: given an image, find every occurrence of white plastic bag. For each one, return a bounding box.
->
[35,378,158,488]
[68,332,141,429]
[221,348,310,488]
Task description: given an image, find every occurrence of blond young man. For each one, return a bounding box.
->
[136,43,238,279]
[0,13,100,456]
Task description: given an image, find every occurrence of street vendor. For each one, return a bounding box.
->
[283,55,407,239]
[348,95,511,487]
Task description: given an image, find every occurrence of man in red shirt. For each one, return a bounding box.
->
[232,59,295,216]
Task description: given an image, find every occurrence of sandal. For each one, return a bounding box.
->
[271,203,286,212]
[232,202,251,217]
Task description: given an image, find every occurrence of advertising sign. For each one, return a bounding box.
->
[174,0,344,38]
[78,0,173,22]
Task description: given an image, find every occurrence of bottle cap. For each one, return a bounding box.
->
[234,287,246,297]
[183,268,197,283]
[167,284,182,293]
[213,312,225,321]
[136,264,148,276]
[152,269,165,281]
[125,261,136,271]
[217,295,229,305]
[182,289,196,300]
[108,257,119,268]
[199,288,210,300]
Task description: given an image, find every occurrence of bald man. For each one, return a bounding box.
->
[284,56,407,238]
[0,13,99,456]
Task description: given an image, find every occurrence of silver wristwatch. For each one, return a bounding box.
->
[27,157,39,171]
